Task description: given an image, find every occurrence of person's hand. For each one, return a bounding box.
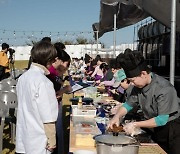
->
[46,144,56,152]
[123,122,142,136]
[56,94,62,100]
[64,85,72,93]
[107,115,120,129]
[96,80,101,84]
[110,89,116,94]
[99,82,104,87]
[46,136,56,152]
[56,90,63,99]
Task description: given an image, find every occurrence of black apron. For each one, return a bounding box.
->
[153,117,180,154]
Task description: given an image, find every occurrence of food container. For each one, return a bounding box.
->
[72,105,96,116]
[75,123,101,135]
[71,105,96,125]
[93,134,139,154]
[83,86,97,99]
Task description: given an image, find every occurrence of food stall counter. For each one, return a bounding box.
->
[69,121,167,154]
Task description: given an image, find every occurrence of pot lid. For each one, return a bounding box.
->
[94,134,137,145]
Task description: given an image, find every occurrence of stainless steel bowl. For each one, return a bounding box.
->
[93,134,139,154]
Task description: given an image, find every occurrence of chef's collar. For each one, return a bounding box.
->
[142,72,154,93]
[31,62,50,75]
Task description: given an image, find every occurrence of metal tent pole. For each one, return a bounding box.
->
[113,13,117,58]
[96,31,99,55]
[91,43,92,57]
[170,0,176,85]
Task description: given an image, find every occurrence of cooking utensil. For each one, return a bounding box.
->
[93,134,139,154]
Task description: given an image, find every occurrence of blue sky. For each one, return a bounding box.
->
[0,0,135,47]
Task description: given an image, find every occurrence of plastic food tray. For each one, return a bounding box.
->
[71,105,96,116]
[75,124,101,135]
[71,105,96,125]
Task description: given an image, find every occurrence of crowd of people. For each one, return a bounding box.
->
[66,48,180,154]
[1,36,180,154]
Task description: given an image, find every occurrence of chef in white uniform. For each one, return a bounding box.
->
[16,41,58,154]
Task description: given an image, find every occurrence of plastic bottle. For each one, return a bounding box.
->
[78,97,83,109]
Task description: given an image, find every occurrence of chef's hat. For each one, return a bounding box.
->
[116,48,147,78]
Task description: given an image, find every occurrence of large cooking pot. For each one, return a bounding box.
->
[93,134,139,154]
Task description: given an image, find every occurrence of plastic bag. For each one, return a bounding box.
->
[123,121,143,136]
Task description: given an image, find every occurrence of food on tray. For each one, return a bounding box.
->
[107,124,124,133]
[106,99,117,103]
[83,105,96,110]
[105,99,120,105]
[81,123,91,127]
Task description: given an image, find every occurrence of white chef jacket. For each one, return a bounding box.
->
[16,64,58,154]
